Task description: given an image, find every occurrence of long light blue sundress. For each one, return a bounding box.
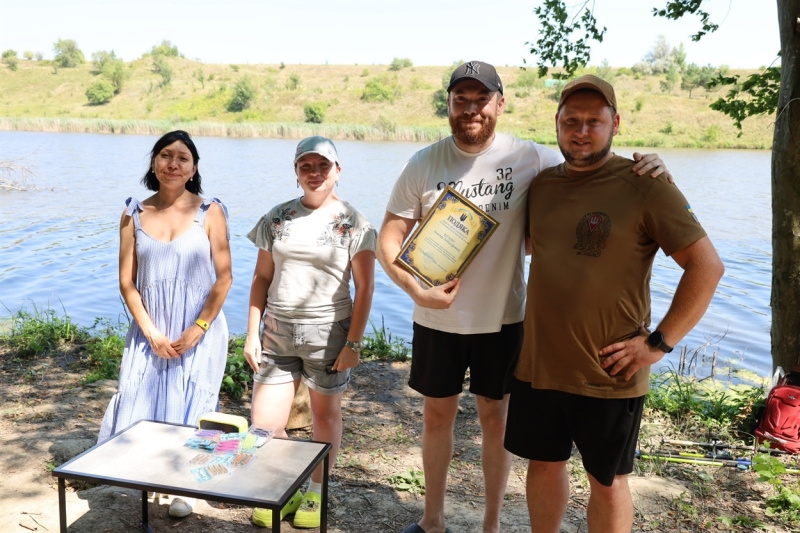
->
[98,197,229,442]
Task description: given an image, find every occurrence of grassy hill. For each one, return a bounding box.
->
[0,56,774,149]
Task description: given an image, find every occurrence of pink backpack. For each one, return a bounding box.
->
[756,370,800,454]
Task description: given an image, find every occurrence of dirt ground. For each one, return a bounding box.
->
[0,346,786,533]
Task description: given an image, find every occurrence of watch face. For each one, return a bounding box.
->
[648,331,664,347]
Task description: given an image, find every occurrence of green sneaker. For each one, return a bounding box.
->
[252,490,303,527]
[293,491,321,529]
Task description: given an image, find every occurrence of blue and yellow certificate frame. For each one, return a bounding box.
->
[395,186,500,287]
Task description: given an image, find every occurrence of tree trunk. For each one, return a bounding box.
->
[771,1,800,371]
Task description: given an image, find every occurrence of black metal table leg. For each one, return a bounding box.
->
[141,490,153,533]
[273,502,281,532]
[321,453,329,533]
[59,477,67,533]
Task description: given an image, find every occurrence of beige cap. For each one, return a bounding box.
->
[559,74,617,110]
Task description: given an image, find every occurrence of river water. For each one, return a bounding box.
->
[0,131,772,377]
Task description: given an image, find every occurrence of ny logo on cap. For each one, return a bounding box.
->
[465,62,480,75]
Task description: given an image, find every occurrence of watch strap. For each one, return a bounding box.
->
[648,330,673,353]
[345,340,362,354]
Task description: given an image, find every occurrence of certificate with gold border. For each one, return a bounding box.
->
[395,186,500,287]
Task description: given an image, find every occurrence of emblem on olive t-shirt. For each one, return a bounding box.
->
[574,212,611,257]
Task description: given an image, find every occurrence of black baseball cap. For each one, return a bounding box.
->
[447,61,503,95]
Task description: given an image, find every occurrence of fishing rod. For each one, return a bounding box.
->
[637,450,752,470]
[663,439,786,456]
[636,450,800,474]
[661,449,738,460]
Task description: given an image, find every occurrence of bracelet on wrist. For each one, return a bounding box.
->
[345,340,362,355]
[195,318,210,332]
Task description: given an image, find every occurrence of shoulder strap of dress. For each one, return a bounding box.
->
[197,197,230,240]
[124,197,144,229]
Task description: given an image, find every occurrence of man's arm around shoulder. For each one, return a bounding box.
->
[377,211,460,309]
[599,236,724,380]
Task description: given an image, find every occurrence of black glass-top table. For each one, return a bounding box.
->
[52,420,331,532]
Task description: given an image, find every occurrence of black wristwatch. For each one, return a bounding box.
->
[647,330,674,353]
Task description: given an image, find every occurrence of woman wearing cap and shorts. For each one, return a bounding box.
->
[244,136,376,529]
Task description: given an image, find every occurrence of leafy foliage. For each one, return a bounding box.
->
[710,66,781,135]
[361,317,409,361]
[645,366,766,433]
[681,63,717,98]
[1,304,87,358]
[85,79,115,105]
[362,74,402,103]
[389,57,413,71]
[227,77,257,112]
[286,73,301,90]
[53,39,85,68]
[303,101,326,123]
[91,50,116,73]
[638,35,683,75]
[101,58,127,94]
[752,451,800,524]
[659,64,679,94]
[2,49,18,71]
[83,318,125,383]
[151,40,179,57]
[528,1,779,135]
[432,89,448,118]
[652,0,719,42]
[388,467,425,495]
[222,336,251,400]
[527,0,606,79]
[151,55,172,87]
[92,51,126,94]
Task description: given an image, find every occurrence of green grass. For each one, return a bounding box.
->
[0,302,87,357]
[222,336,251,400]
[82,318,126,383]
[0,304,770,433]
[0,59,774,149]
[388,467,425,495]
[361,317,410,361]
[645,365,767,435]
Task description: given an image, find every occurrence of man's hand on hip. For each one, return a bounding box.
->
[599,324,666,381]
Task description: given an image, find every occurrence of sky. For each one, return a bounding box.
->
[0,0,779,69]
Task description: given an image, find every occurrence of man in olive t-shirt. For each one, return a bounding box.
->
[504,75,725,533]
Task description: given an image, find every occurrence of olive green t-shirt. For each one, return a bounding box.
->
[515,155,707,398]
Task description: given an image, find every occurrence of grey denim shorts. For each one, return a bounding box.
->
[255,315,351,395]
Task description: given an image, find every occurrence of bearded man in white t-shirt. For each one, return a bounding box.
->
[376,61,669,533]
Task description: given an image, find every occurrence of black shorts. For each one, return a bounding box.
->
[409,322,523,400]
[504,378,644,487]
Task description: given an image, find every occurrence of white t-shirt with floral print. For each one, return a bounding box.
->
[247,197,377,324]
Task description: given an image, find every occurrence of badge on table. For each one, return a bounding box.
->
[395,186,500,287]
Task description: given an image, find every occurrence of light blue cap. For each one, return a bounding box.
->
[294,136,339,165]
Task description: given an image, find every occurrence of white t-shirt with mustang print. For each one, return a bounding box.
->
[247,197,376,324]
[387,133,563,334]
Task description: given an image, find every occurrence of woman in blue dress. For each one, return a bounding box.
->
[98,130,232,518]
